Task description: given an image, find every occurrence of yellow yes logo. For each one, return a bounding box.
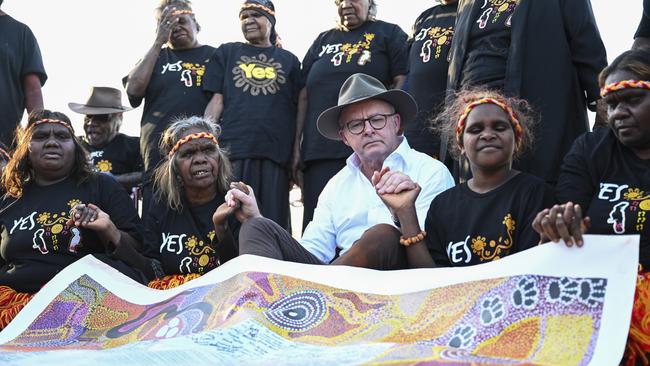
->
[238,63,277,80]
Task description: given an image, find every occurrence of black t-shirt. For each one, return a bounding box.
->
[405,4,457,157]
[301,20,409,162]
[637,0,650,38]
[0,15,47,147]
[124,45,216,178]
[204,42,301,166]
[425,173,555,267]
[80,133,143,176]
[461,0,519,89]
[557,128,650,266]
[0,174,142,292]
[143,195,237,276]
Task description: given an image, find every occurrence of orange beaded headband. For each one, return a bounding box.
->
[240,3,275,16]
[168,132,218,158]
[456,98,523,148]
[30,118,74,133]
[600,79,650,98]
[171,9,193,16]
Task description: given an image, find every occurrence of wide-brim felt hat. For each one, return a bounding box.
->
[317,73,418,141]
[68,86,133,115]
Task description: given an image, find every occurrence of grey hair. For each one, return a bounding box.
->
[334,0,377,30]
[153,115,232,212]
[109,113,123,130]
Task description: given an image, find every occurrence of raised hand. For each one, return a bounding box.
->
[224,182,261,223]
[155,6,180,45]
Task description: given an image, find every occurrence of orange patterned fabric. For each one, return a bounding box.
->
[625,268,650,366]
[168,132,218,158]
[147,273,202,290]
[0,286,35,330]
[455,97,523,149]
[600,79,650,98]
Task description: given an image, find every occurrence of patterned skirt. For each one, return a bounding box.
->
[147,273,202,290]
[625,268,650,366]
[0,286,35,330]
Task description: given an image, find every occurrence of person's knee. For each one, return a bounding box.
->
[239,216,283,255]
[358,224,401,250]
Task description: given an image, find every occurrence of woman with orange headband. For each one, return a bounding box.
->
[531,49,650,364]
[373,89,554,268]
[203,0,300,229]
[0,110,146,329]
[140,116,240,289]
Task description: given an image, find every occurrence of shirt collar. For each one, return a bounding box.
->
[346,136,411,173]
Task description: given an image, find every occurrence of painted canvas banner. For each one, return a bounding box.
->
[0,235,639,365]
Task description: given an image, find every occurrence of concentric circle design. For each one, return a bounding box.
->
[264,290,327,332]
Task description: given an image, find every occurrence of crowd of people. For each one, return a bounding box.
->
[0,0,649,362]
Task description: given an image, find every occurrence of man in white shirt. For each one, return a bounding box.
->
[227,73,453,269]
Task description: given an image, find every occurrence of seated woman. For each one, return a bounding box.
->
[142,116,239,289]
[531,49,650,364]
[374,89,554,267]
[0,110,145,329]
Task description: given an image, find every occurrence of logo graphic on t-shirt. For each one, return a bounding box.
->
[161,230,218,274]
[161,61,206,88]
[179,233,217,274]
[416,26,454,62]
[599,184,650,234]
[476,0,517,29]
[9,199,83,255]
[323,33,375,67]
[232,54,286,96]
[96,160,113,173]
[447,213,515,264]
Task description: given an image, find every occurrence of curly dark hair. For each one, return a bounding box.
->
[434,87,536,161]
[599,48,650,87]
[2,110,93,198]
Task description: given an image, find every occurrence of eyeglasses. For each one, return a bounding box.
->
[342,113,396,135]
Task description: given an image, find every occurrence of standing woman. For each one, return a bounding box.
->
[405,0,457,158]
[204,0,301,229]
[124,0,215,216]
[294,0,409,230]
[445,0,607,184]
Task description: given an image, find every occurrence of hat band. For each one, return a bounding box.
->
[169,132,219,158]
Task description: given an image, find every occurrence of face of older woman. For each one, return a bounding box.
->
[337,0,370,29]
[604,70,650,158]
[169,13,199,49]
[240,9,272,46]
[29,124,76,184]
[175,128,221,196]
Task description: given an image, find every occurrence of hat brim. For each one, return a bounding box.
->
[68,103,133,115]
[316,89,418,141]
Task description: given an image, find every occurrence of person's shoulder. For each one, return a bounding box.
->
[371,19,405,32]
[571,127,617,155]
[413,6,439,26]
[406,148,449,173]
[0,14,26,28]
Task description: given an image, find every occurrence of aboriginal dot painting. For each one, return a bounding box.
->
[0,272,607,365]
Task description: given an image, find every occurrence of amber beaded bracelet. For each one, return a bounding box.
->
[400,230,427,247]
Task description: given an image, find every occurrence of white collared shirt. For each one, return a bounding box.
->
[300,137,455,263]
